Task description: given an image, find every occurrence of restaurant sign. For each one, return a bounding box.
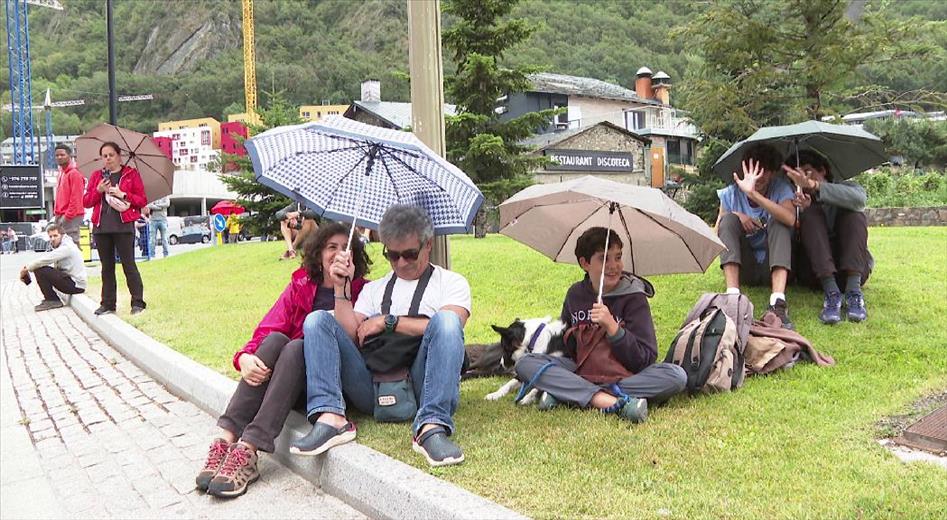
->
[544,149,634,172]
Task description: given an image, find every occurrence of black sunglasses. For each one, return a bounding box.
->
[383,246,421,262]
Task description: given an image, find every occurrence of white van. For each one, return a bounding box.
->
[164,216,185,245]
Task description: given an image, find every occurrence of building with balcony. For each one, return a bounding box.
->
[157,117,222,149]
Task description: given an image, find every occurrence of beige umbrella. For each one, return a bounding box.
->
[75,123,175,203]
[499,176,725,298]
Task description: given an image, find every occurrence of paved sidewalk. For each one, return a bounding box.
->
[0,280,364,519]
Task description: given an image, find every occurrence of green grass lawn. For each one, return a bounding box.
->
[89,228,947,519]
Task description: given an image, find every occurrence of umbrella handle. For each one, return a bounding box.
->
[597,202,617,304]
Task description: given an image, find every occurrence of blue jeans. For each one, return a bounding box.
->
[302,310,465,435]
[149,219,169,258]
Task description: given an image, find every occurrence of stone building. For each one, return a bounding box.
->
[521,121,651,185]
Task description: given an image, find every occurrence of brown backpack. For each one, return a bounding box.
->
[566,323,633,384]
[664,307,743,394]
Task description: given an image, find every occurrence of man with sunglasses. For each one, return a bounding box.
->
[293,204,471,467]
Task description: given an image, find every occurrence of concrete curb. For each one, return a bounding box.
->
[70,293,525,520]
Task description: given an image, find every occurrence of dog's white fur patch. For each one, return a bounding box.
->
[485,316,567,404]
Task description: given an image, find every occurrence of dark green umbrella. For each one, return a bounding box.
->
[712,121,888,181]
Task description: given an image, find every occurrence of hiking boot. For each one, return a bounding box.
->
[131,305,145,315]
[289,421,356,456]
[766,299,794,330]
[207,442,259,498]
[412,425,464,467]
[845,291,867,322]
[34,300,63,312]
[278,250,296,261]
[196,438,231,491]
[819,291,843,325]
[617,397,649,424]
[94,306,114,316]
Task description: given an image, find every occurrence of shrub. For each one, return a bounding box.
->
[853,168,947,208]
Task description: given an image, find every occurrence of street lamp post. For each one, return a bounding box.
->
[407,0,450,269]
[106,0,117,125]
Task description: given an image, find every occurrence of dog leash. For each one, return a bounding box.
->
[525,322,547,353]
[515,361,556,403]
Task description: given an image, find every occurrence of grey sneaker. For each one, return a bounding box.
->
[412,426,464,467]
[94,306,114,316]
[34,300,63,312]
[617,397,648,424]
[537,392,560,411]
[131,305,145,315]
[290,421,356,456]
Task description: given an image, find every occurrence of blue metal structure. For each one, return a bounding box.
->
[5,0,37,165]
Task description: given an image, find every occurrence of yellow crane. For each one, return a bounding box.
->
[242,0,259,127]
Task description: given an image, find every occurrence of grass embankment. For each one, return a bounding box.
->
[89,229,947,519]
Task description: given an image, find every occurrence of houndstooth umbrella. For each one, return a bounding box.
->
[244,116,483,237]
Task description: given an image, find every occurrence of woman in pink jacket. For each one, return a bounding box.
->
[196,221,370,498]
[82,142,148,315]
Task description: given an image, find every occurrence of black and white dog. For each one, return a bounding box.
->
[484,316,569,404]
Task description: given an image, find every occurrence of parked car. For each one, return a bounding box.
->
[172,224,211,245]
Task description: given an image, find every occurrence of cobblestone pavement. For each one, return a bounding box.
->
[0,279,364,519]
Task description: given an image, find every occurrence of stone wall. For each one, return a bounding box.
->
[865,206,947,226]
[532,124,648,186]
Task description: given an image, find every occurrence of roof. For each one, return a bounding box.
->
[519,121,650,152]
[527,72,660,105]
[346,101,457,130]
[634,127,699,140]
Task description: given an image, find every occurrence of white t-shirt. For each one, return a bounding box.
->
[354,264,471,319]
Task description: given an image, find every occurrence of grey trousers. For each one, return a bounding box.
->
[514,353,687,407]
[717,212,792,286]
[217,333,306,453]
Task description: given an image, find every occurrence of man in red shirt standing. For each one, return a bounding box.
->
[53,144,85,244]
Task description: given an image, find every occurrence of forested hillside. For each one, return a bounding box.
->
[1,0,943,137]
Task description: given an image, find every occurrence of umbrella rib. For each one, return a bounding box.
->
[376,147,451,196]
[551,200,608,261]
[323,153,369,210]
[379,153,405,203]
[617,207,636,274]
[636,209,701,270]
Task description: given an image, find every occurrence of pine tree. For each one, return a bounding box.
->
[443,0,561,237]
[218,92,303,236]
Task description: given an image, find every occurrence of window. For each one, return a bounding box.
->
[191,155,198,163]
[625,110,646,130]
[179,148,188,156]
[201,130,211,146]
[553,104,568,127]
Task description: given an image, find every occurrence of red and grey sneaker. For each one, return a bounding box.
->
[207,442,259,498]
[196,438,231,491]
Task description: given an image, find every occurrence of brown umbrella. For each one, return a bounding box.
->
[499,176,725,298]
[75,123,175,203]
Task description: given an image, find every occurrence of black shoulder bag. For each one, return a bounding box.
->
[360,264,435,374]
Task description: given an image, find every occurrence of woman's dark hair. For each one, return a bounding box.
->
[741,143,783,173]
[99,141,121,156]
[787,150,833,182]
[301,221,371,285]
[575,227,623,264]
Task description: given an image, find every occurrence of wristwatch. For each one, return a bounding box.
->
[384,314,399,333]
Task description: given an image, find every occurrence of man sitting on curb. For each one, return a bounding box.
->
[20,223,86,312]
[783,150,872,324]
[292,204,471,467]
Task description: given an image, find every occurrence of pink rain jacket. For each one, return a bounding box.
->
[232,268,367,371]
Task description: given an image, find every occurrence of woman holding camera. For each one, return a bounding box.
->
[82,141,147,315]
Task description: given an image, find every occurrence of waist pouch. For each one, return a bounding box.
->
[373,369,417,423]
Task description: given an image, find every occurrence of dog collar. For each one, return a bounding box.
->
[526,322,547,353]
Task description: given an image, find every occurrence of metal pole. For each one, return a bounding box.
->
[106,0,117,125]
[407,0,449,269]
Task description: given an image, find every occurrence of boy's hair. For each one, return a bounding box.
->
[574,227,623,264]
[741,143,783,173]
[787,149,833,182]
